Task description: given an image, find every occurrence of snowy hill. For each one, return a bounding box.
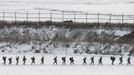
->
[0,26,133,55]
[0,0,134,15]
[0,0,134,55]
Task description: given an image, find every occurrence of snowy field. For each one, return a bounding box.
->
[0,0,134,23]
[0,54,134,75]
[0,0,134,15]
[0,0,134,75]
[1,64,134,75]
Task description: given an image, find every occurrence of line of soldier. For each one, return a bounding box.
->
[1,56,132,65]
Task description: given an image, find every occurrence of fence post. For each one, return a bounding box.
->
[122,13,124,24]
[86,12,88,23]
[74,11,76,22]
[62,11,64,22]
[98,13,100,23]
[3,11,5,21]
[109,13,111,23]
[38,11,40,25]
[49,11,53,25]
[26,11,28,22]
[50,11,52,22]
[26,11,29,22]
[3,11,5,24]
[15,11,17,25]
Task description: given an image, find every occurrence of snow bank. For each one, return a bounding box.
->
[0,27,133,55]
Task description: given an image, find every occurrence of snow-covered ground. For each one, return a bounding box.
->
[0,54,134,75]
[0,0,134,14]
[0,0,134,75]
[1,65,134,75]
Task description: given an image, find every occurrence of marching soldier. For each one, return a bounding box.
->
[8,57,12,65]
[90,56,94,65]
[110,56,116,65]
[40,56,44,65]
[53,56,57,65]
[119,56,123,65]
[127,57,131,65]
[83,57,87,65]
[62,57,66,65]
[16,56,19,65]
[22,56,26,65]
[98,56,103,65]
[2,56,7,65]
[31,57,36,65]
[69,57,75,65]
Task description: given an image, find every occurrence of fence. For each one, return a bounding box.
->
[0,9,134,24]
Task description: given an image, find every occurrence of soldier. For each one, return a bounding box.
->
[40,56,44,65]
[53,56,57,65]
[62,57,66,65]
[8,57,12,65]
[127,57,131,65]
[110,56,116,65]
[2,56,7,65]
[22,56,26,65]
[16,56,19,65]
[98,56,103,65]
[83,57,87,65]
[119,56,123,65]
[31,57,35,65]
[69,57,74,65]
[90,56,94,65]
